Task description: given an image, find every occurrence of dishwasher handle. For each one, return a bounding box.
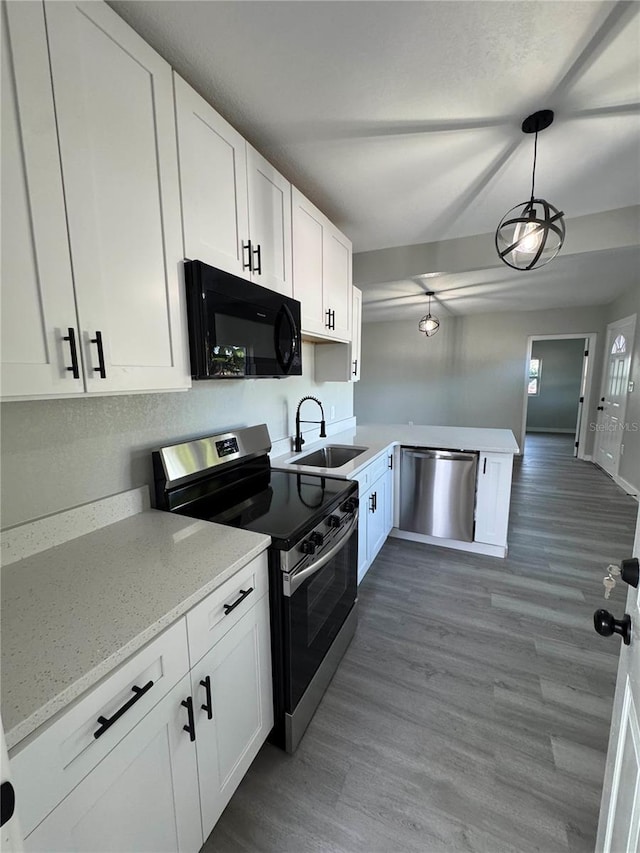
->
[402,449,477,463]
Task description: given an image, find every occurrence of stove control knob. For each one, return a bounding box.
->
[310,531,324,547]
[341,498,359,514]
[327,515,342,529]
[300,539,316,555]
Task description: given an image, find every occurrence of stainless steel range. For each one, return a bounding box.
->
[153,424,358,753]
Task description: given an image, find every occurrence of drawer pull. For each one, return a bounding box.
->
[90,330,107,379]
[200,675,213,720]
[181,696,196,742]
[94,680,154,739]
[63,327,80,379]
[223,587,254,616]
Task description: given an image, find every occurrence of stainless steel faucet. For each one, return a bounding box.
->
[294,396,326,453]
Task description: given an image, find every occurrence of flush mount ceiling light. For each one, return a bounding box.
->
[495,110,566,271]
[418,291,440,337]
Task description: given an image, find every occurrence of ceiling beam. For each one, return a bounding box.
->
[353,206,640,287]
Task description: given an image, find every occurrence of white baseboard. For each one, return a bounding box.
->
[389,528,507,558]
[613,473,639,499]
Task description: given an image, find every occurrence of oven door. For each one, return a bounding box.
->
[282,515,358,711]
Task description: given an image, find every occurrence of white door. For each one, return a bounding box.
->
[44,1,189,394]
[1,2,83,399]
[189,595,273,841]
[595,316,636,477]
[246,145,292,296]
[596,505,640,852]
[23,676,202,853]
[174,75,250,278]
[292,188,327,337]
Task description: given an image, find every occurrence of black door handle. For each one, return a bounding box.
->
[90,331,107,378]
[63,327,80,379]
[597,406,604,411]
[242,240,253,272]
[223,587,254,615]
[252,243,262,275]
[593,609,631,645]
[181,696,196,741]
[621,557,639,588]
[0,781,15,828]
[200,675,213,720]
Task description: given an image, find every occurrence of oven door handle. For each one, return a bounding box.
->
[285,513,358,597]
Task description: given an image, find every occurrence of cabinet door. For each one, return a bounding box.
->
[368,477,388,561]
[323,222,352,342]
[292,187,327,337]
[24,676,202,853]
[246,146,292,296]
[475,452,514,547]
[174,75,250,279]
[314,286,362,382]
[44,1,189,394]
[357,484,370,584]
[383,462,394,537]
[190,594,273,840]
[1,2,83,399]
[352,286,363,381]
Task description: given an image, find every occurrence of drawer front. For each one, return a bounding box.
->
[186,551,269,667]
[10,619,190,837]
[355,449,392,491]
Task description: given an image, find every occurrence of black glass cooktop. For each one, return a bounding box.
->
[176,466,355,550]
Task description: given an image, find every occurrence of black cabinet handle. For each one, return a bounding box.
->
[597,406,604,411]
[593,609,631,645]
[374,491,378,512]
[90,331,106,378]
[242,240,253,272]
[483,457,487,474]
[369,494,375,513]
[0,781,16,828]
[200,675,213,720]
[223,587,254,616]
[388,455,393,470]
[325,309,332,329]
[181,696,196,741]
[352,359,358,376]
[331,310,336,330]
[94,680,154,739]
[252,244,262,275]
[63,327,80,379]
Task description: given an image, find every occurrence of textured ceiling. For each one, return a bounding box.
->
[109,0,640,318]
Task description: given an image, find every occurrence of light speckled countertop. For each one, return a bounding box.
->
[271,423,519,478]
[1,508,270,749]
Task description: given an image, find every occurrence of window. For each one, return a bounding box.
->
[528,357,541,395]
[611,334,626,354]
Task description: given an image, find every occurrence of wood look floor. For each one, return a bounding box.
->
[204,435,638,853]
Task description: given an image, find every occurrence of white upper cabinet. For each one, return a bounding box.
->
[292,188,352,343]
[1,2,83,398]
[174,74,250,278]
[42,0,189,395]
[315,286,362,382]
[174,78,292,296]
[246,145,293,296]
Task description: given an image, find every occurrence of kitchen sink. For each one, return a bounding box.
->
[292,445,368,468]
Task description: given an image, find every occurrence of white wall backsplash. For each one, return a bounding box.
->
[1,343,354,529]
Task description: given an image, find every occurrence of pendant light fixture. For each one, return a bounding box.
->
[495,110,565,271]
[418,291,440,337]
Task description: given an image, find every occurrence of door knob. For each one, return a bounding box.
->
[621,557,639,588]
[593,609,631,645]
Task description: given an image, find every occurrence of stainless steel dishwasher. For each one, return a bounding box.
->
[399,448,478,541]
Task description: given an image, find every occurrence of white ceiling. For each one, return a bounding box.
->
[109,0,640,319]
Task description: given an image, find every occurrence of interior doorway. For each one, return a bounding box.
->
[520,332,597,458]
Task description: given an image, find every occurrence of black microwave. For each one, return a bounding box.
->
[184,260,302,379]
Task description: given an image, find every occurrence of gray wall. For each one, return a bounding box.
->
[526,339,586,432]
[354,304,607,454]
[604,281,640,493]
[0,343,354,529]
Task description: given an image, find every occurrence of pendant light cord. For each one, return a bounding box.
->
[530,130,538,203]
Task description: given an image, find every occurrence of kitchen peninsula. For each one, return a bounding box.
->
[272,423,519,577]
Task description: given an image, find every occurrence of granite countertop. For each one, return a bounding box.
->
[1,503,270,749]
[271,423,519,478]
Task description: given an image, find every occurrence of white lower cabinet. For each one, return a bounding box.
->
[356,450,394,584]
[13,553,273,852]
[474,452,514,548]
[190,594,273,840]
[24,675,203,853]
